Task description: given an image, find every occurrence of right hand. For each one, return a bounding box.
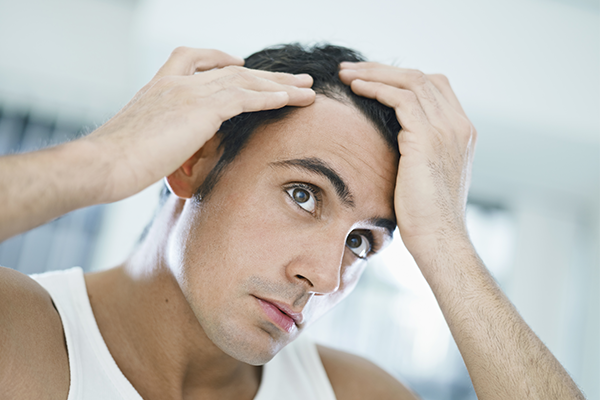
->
[84,46,315,203]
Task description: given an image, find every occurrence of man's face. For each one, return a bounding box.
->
[168,96,398,365]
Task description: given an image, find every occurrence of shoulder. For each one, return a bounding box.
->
[0,266,70,398]
[317,344,420,400]
[0,266,62,328]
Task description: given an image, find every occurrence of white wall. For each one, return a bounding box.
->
[0,0,597,397]
[582,210,600,398]
[0,0,137,123]
[508,196,597,392]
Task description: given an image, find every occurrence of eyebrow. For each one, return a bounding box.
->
[270,157,355,208]
[367,217,397,240]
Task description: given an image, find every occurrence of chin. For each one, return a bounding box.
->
[206,321,293,365]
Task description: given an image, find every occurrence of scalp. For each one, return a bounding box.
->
[0,266,69,399]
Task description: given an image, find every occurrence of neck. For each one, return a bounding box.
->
[85,197,262,400]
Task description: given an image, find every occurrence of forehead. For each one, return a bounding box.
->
[240,96,398,214]
[257,96,389,158]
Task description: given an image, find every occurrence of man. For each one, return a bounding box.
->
[0,44,584,399]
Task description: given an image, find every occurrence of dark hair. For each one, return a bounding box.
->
[161,43,401,203]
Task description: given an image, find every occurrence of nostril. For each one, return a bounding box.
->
[295,274,314,287]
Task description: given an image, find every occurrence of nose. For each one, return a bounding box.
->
[284,230,346,295]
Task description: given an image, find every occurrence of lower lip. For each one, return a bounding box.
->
[256,298,295,333]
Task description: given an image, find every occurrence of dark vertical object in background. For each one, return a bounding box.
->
[0,108,105,274]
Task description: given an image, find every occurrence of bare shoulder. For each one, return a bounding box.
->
[0,266,69,399]
[317,344,420,400]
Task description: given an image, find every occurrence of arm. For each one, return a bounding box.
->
[339,63,584,399]
[0,47,315,242]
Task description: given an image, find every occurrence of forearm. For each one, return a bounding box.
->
[339,57,583,399]
[0,139,112,242]
[0,49,315,244]
[415,237,584,399]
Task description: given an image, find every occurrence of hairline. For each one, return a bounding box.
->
[194,93,392,202]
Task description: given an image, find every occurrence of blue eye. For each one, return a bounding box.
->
[286,187,316,213]
[346,233,371,258]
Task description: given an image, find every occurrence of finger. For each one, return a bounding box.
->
[340,62,468,120]
[166,72,315,107]
[339,61,386,70]
[189,65,313,89]
[349,79,430,134]
[246,70,313,88]
[339,67,452,122]
[204,72,316,106]
[212,89,295,122]
[426,74,467,117]
[155,47,245,79]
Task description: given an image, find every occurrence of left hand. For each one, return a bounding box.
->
[339,62,477,266]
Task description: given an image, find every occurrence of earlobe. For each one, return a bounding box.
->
[165,136,222,199]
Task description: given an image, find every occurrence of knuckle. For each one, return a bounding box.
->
[371,82,386,96]
[401,90,419,103]
[457,116,475,137]
[171,46,191,58]
[470,125,478,140]
[407,70,428,86]
[429,75,452,95]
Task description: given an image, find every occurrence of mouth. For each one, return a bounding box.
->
[253,296,303,333]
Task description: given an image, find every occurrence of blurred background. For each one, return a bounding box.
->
[0,0,598,398]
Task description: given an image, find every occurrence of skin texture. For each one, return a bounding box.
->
[82,95,403,400]
[0,48,585,400]
[0,267,69,400]
[165,96,398,363]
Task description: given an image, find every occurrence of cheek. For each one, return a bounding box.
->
[174,190,296,286]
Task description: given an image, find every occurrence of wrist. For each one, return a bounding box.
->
[59,138,116,206]
[406,230,478,281]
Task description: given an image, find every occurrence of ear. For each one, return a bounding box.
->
[165,135,222,199]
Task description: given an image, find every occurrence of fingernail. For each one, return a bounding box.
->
[297,88,315,94]
[294,73,312,79]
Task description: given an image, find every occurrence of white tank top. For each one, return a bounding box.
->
[30,267,337,400]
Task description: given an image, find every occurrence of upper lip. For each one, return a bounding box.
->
[256,296,304,325]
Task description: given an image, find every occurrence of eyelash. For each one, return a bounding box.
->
[285,182,322,214]
[362,230,377,257]
[351,230,378,259]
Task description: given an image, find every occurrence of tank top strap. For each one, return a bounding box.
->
[30,267,143,400]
